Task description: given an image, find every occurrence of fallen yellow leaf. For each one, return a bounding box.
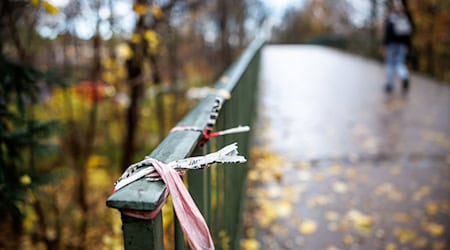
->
[412,186,431,201]
[342,235,354,245]
[325,211,339,221]
[277,200,293,218]
[297,161,311,170]
[332,181,348,193]
[394,228,416,244]
[299,220,317,235]
[323,246,341,250]
[413,237,428,248]
[424,222,445,237]
[385,243,397,250]
[346,169,358,179]
[327,222,338,232]
[389,166,401,175]
[240,238,260,250]
[346,209,373,233]
[307,195,333,207]
[297,170,312,181]
[329,165,342,175]
[392,213,412,223]
[374,183,404,202]
[151,5,164,19]
[426,202,439,216]
[432,241,445,250]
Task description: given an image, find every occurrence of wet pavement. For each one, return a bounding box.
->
[241,45,450,250]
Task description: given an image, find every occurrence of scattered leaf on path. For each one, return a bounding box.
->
[423,222,445,237]
[426,201,439,216]
[240,238,260,250]
[385,243,397,250]
[394,228,416,244]
[346,209,373,234]
[412,186,431,201]
[299,220,317,235]
[332,182,348,193]
[325,211,340,221]
[393,213,412,223]
[342,235,354,245]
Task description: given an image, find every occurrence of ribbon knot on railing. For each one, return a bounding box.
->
[171,97,250,146]
[113,143,246,250]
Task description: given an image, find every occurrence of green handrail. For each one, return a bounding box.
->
[106,36,264,250]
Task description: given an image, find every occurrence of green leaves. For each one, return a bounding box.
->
[0,55,66,227]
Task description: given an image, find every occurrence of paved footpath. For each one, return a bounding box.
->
[241,45,450,250]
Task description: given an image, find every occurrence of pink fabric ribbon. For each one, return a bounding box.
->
[121,159,214,250]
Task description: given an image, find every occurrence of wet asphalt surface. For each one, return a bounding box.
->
[241,45,450,250]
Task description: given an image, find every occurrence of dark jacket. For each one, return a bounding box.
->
[383,13,412,47]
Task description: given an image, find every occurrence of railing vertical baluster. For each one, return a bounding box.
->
[174,211,184,249]
[205,143,212,225]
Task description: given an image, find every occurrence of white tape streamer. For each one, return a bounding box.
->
[114,143,246,191]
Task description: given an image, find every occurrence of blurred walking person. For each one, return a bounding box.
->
[382,0,413,93]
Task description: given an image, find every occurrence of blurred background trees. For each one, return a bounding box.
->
[0,0,448,249]
[274,0,450,82]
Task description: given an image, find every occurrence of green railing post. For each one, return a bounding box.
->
[121,214,164,250]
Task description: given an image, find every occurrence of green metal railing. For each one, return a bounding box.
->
[106,37,264,250]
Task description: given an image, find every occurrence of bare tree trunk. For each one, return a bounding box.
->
[167,23,181,125]
[77,27,102,250]
[369,0,378,56]
[121,49,143,170]
[32,193,61,250]
[149,54,165,141]
[218,0,231,74]
[426,39,434,75]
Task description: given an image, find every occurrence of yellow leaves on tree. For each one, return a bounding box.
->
[127,30,160,55]
[144,30,160,55]
[30,0,39,6]
[131,33,141,44]
[86,155,110,188]
[115,43,133,60]
[43,1,59,15]
[151,5,164,20]
[29,0,60,15]
[20,175,32,185]
[133,3,164,20]
[132,3,148,16]
[102,57,127,85]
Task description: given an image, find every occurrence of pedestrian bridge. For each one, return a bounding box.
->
[107,40,450,250]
